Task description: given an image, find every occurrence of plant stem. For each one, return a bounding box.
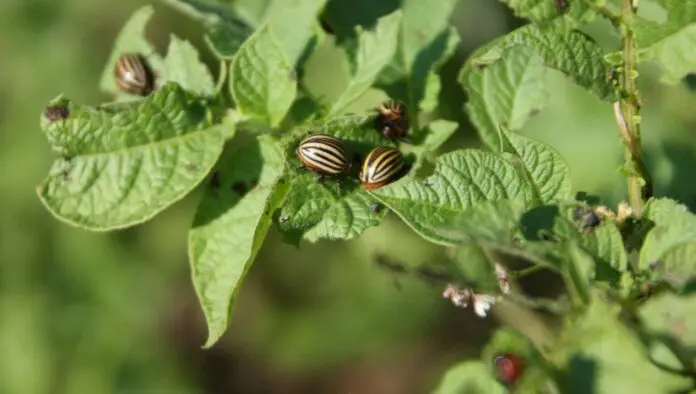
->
[615,0,652,215]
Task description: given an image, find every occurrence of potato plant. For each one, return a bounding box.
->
[37,0,696,392]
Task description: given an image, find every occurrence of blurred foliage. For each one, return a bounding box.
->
[4,0,696,393]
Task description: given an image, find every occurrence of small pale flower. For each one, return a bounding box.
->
[473,294,497,318]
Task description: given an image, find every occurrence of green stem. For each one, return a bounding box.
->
[616,0,652,215]
[585,0,621,26]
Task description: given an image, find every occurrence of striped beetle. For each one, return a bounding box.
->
[296,134,351,179]
[114,52,155,96]
[359,147,405,190]
[375,100,409,139]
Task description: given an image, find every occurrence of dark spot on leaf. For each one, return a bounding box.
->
[210,172,221,190]
[44,104,69,121]
[185,163,198,171]
[231,182,247,195]
[472,60,489,69]
[319,15,334,34]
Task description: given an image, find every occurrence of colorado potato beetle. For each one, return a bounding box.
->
[375,100,409,139]
[296,134,351,178]
[359,147,405,190]
[114,52,155,96]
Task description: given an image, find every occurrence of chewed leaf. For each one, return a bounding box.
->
[230,24,297,127]
[634,0,696,83]
[278,115,396,244]
[370,149,534,245]
[189,135,287,348]
[462,46,548,150]
[37,83,225,230]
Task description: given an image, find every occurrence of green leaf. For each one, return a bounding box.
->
[500,128,572,204]
[159,0,254,60]
[449,243,500,293]
[376,0,460,129]
[432,361,508,394]
[463,23,618,101]
[461,45,548,150]
[552,297,692,392]
[420,119,458,152]
[278,115,394,244]
[230,25,297,127]
[639,292,696,370]
[37,83,224,230]
[370,150,534,245]
[435,199,529,246]
[328,10,402,117]
[634,0,696,84]
[499,0,597,25]
[189,135,288,348]
[99,5,165,97]
[163,35,215,96]
[639,202,696,288]
[261,0,327,64]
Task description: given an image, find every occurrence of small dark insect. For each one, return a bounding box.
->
[573,205,614,231]
[554,0,569,13]
[375,100,409,139]
[319,15,335,34]
[43,104,70,121]
[114,52,155,96]
[296,134,351,180]
[369,202,384,214]
[494,353,524,387]
[359,147,405,190]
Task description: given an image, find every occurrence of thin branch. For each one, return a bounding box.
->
[615,0,653,214]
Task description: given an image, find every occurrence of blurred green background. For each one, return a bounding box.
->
[1,0,695,393]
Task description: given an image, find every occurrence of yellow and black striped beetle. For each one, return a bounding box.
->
[114,52,155,96]
[375,100,409,140]
[359,146,405,190]
[296,134,351,180]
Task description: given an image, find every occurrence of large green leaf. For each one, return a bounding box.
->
[230,25,297,127]
[432,361,508,394]
[277,115,394,244]
[98,6,165,97]
[501,129,572,204]
[37,83,224,230]
[462,23,618,102]
[552,297,692,392]
[328,10,402,117]
[461,45,547,150]
[634,0,696,84]
[189,135,288,348]
[639,292,696,370]
[370,150,534,245]
[159,0,254,60]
